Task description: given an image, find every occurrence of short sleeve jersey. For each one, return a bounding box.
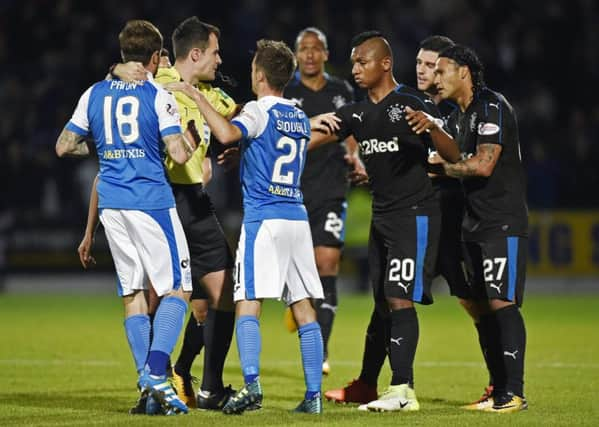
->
[232,96,311,223]
[445,88,528,239]
[66,75,181,210]
[335,84,440,217]
[284,72,355,205]
[156,67,236,184]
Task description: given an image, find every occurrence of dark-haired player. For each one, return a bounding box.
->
[311,31,443,412]
[283,27,357,375]
[111,17,237,410]
[407,44,529,413]
[418,36,496,407]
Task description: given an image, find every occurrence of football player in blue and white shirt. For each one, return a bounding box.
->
[167,39,326,415]
[56,20,198,415]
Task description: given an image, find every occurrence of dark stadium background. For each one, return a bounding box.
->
[1,0,597,289]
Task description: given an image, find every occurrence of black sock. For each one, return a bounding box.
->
[389,308,418,387]
[174,312,205,375]
[479,313,505,391]
[201,309,235,393]
[358,309,388,387]
[475,321,494,386]
[495,305,526,397]
[315,276,337,360]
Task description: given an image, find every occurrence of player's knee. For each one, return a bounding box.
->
[316,260,339,277]
[387,297,413,311]
[489,298,514,311]
[315,249,341,276]
[291,299,317,326]
[191,300,209,323]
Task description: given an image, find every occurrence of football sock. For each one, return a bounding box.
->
[174,311,205,376]
[479,312,505,390]
[475,321,494,386]
[147,296,187,377]
[236,315,261,384]
[124,314,151,374]
[495,304,526,397]
[358,309,388,386]
[298,321,324,399]
[315,276,337,360]
[201,309,235,392]
[389,307,419,387]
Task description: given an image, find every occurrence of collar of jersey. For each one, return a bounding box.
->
[156,67,213,91]
[258,95,295,106]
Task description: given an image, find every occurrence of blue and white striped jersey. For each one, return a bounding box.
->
[232,96,311,222]
[66,74,182,210]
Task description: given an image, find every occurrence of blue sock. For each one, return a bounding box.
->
[147,296,187,377]
[124,314,151,374]
[298,322,323,400]
[236,315,261,384]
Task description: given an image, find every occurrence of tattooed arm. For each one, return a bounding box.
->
[443,143,502,178]
[55,128,90,157]
[163,133,195,165]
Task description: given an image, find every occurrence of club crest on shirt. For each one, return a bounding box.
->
[469,112,478,131]
[387,103,406,123]
[332,95,347,109]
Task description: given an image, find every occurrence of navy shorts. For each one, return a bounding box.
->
[463,236,527,306]
[369,213,440,306]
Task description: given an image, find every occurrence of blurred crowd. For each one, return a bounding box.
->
[1,0,599,234]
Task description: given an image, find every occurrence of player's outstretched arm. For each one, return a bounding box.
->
[405,106,460,163]
[78,175,99,269]
[165,82,242,144]
[55,128,90,157]
[308,113,341,150]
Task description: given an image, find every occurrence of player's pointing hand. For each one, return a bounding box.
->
[405,106,443,135]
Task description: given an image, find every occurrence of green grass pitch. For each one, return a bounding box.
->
[1,292,598,426]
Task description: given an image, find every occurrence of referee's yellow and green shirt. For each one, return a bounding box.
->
[156,66,236,184]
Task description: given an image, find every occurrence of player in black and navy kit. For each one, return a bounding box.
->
[283,27,356,374]
[407,44,529,413]
[311,31,442,412]
[418,36,498,406]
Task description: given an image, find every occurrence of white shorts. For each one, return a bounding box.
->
[234,219,324,304]
[99,208,192,297]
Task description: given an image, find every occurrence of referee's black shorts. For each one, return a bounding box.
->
[172,183,234,300]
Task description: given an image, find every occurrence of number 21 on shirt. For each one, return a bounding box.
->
[271,136,306,186]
